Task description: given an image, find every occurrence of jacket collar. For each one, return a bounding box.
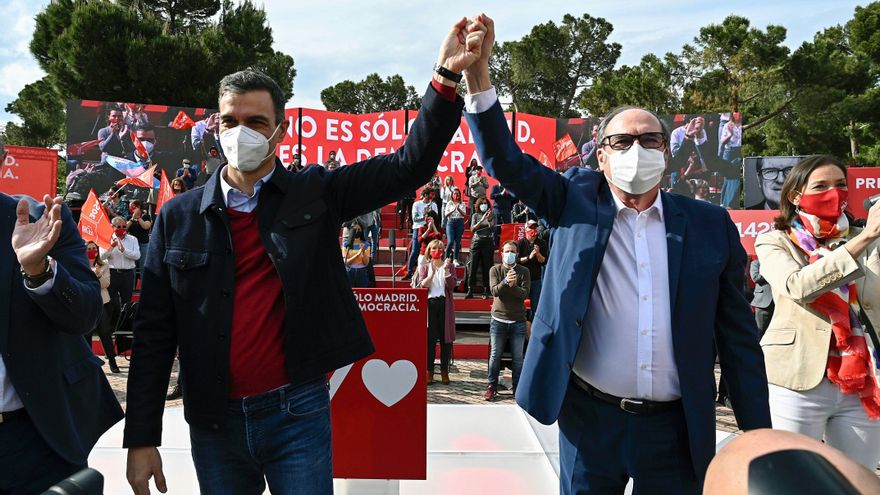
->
[200,158,290,214]
[661,191,687,313]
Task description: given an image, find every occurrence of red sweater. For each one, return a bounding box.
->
[226,208,288,398]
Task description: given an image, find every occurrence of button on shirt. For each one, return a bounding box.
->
[572,191,680,401]
[219,165,275,213]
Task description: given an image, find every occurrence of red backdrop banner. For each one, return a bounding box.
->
[728,210,780,256]
[330,288,427,480]
[0,145,57,199]
[847,167,880,219]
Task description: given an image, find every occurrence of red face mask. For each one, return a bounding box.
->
[114,228,127,238]
[429,249,444,260]
[87,249,98,260]
[798,188,847,223]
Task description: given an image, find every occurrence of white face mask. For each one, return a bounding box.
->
[220,124,281,172]
[479,204,488,212]
[605,143,666,195]
[502,252,517,265]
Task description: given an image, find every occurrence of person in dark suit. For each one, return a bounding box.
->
[461,16,770,494]
[125,19,487,495]
[1,187,124,493]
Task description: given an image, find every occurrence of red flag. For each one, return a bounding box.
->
[538,151,552,168]
[115,164,156,188]
[170,110,196,130]
[553,134,578,162]
[78,189,114,250]
[498,223,526,255]
[130,130,149,161]
[156,170,174,215]
[66,139,101,156]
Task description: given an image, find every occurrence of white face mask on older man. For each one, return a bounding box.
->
[220,124,281,173]
[606,143,666,195]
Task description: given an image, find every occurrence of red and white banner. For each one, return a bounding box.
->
[729,210,780,256]
[498,223,527,254]
[330,288,427,480]
[0,145,57,199]
[155,170,174,215]
[78,189,114,249]
[847,167,880,219]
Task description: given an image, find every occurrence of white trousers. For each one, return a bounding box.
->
[769,378,880,470]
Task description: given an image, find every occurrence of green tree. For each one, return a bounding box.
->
[321,73,420,113]
[3,77,65,148]
[578,53,687,116]
[492,13,621,117]
[7,0,295,150]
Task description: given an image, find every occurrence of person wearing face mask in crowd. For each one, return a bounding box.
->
[324,150,340,170]
[416,240,457,385]
[484,241,530,401]
[170,177,187,195]
[466,196,495,299]
[101,216,140,331]
[404,188,439,281]
[124,16,487,493]
[755,155,880,471]
[516,219,547,318]
[176,159,201,190]
[343,223,372,288]
[84,241,120,374]
[461,15,769,494]
[126,200,152,278]
[468,165,489,214]
[444,188,467,265]
[417,211,444,266]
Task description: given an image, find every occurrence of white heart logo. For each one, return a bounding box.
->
[361,359,417,407]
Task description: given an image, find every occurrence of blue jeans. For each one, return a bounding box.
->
[488,320,526,390]
[445,217,465,261]
[367,223,380,261]
[407,227,421,272]
[189,380,333,495]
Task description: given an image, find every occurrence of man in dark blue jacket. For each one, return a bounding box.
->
[461,15,770,495]
[1,187,123,493]
[125,18,488,495]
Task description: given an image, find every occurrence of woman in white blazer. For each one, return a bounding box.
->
[755,155,880,469]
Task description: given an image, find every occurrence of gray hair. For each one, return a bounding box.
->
[595,106,670,148]
[218,69,286,124]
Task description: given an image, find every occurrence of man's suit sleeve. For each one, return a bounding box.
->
[749,259,765,285]
[326,85,463,222]
[24,203,102,335]
[465,100,567,227]
[715,210,772,430]
[123,211,178,448]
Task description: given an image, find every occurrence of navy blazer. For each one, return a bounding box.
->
[0,193,123,465]
[465,101,770,478]
[123,86,464,447]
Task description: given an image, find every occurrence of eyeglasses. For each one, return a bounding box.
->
[601,132,666,151]
[760,167,793,181]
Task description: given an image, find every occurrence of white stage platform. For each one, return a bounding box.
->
[90,405,737,494]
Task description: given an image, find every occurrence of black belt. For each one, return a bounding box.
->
[570,374,681,415]
[0,408,26,424]
[110,268,134,272]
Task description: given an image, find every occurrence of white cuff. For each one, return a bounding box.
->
[25,258,58,295]
[464,87,498,114]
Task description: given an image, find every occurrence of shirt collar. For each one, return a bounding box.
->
[219,165,275,206]
[610,188,664,221]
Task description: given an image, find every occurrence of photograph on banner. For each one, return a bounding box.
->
[556,111,743,209]
[0,145,58,199]
[744,156,805,210]
[65,99,220,205]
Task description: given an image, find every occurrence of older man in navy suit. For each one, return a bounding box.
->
[0,175,123,491]
[462,15,770,494]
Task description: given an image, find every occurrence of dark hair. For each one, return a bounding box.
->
[473,197,490,210]
[170,177,188,191]
[596,106,670,148]
[85,240,105,266]
[218,69,286,124]
[107,105,124,115]
[425,210,440,224]
[421,187,434,198]
[773,154,848,230]
[130,200,143,209]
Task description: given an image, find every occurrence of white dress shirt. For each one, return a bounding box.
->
[573,191,679,401]
[427,264,447,298]
[219,165,275,212]
[100,233,140,269]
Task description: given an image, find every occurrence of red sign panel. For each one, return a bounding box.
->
[847,167,880,219]
[330,288,427,480]
[0,145,57,199]
[729,210,780,256]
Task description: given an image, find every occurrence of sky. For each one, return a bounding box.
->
[0,0,869,125]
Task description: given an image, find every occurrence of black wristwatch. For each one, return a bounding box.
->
[433,64,463,84]
[21,258,53,289]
